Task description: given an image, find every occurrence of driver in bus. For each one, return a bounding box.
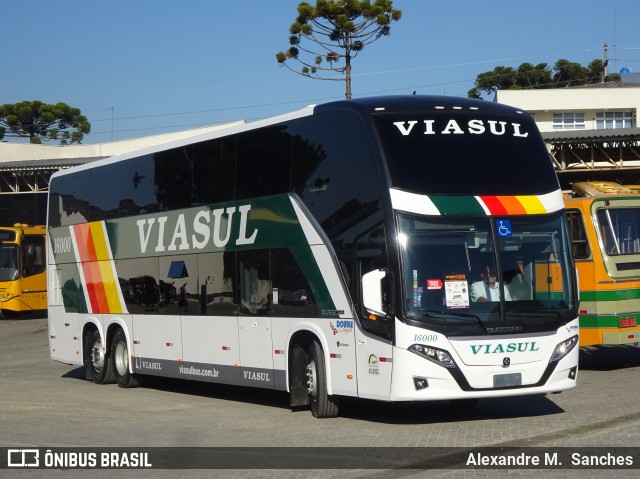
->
[470,265,512,302]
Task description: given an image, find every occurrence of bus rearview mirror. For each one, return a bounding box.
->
[362,269,391,319]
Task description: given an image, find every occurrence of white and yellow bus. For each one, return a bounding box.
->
[565,181,640,346]
[46,96,579,417]
[0,224,47,318]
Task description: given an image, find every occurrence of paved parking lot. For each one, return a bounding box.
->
[2,315,640,478]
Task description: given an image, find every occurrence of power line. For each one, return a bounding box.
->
[91,97,336,123]
[86,46,638,137]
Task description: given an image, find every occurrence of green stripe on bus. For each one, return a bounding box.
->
[428,196,486,216]
[580,315,637,329]
[580,288,640,303]
[105,194,310,259]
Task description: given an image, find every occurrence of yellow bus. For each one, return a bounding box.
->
[0,224,47,318]
[565,182,640,346]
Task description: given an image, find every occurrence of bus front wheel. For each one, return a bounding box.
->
[111,328,140,388]
[85,329,115,384]
[306,340,339,418]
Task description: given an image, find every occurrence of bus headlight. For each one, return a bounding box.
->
[549,335,579,363]
[408,344,457,369]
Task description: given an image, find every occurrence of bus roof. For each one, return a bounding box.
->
[569,181,640,198]
[316,95,530,117]
[50,95,530,182]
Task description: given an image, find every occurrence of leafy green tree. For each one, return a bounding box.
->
[516,62,552,88]
[276,0,401,99]
[0,101,91,144]
[468,59,620,99]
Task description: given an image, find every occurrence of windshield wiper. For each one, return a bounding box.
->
[507,310,564,321]
[416,309,487,330]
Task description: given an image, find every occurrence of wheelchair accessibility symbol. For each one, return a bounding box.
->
[497,220,512,237]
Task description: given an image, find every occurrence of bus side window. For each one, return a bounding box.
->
[192,139,236,205]
[236,127,292,200]
[196,252,237,316]
[237,250,271,316]
[154,146,193,211]
[22,235,46,277]
[271,248,318,318]
[566,209,590,259]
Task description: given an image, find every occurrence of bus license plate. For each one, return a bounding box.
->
[493,373,522,388]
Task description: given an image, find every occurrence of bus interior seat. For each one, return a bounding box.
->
[501,259,529,300]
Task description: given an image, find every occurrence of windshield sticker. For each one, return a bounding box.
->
[445,278,469,309]
[426,279,443,290]
[497,219,512,237]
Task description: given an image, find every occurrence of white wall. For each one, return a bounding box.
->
[496,87,640,132]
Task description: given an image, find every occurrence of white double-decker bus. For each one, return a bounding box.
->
[47,96,579,417]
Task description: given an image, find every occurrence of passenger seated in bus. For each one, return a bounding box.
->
[470,265,512,302]
[503,267,528,300]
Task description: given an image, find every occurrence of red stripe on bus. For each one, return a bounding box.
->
[479,196,508,215]
[73,223,111,313]
[79,260,101,313]
[74,223,98,262]
[91,261,110,312]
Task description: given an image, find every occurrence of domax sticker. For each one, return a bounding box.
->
[445,274,469,309]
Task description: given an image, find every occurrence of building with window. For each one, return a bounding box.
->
[496,73,640,188]
[496,73,640,132]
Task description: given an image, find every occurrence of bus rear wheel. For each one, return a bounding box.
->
[306,340,339,418]
[111,328,140,388]
[85,329,115,384]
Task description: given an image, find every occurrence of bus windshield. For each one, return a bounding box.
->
[0,244,19,281]
[398,212,576,330]
[596,207,640,255]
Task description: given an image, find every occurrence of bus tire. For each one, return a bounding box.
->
[1,309,20,319]
[85,329,115,384]
[306,339,339,418]
[111,328,140,388]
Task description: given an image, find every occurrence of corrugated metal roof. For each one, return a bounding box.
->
[0,156,106,171]
[567,82,640,89]
[542,127,640,142]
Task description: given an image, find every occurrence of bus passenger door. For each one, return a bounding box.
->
[20,234,48,310]
[237,251,274,387]
[48,265,81,365]
[357,267,393,400]
[355,328,393,400]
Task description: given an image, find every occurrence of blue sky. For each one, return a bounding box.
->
[3,0,639,144]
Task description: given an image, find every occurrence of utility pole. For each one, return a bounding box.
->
[603,42,609,82]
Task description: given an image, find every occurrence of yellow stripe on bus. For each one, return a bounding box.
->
[515,195,547,214]
[89,222,123,314]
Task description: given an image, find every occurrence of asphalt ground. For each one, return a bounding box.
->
[2,314,640,479]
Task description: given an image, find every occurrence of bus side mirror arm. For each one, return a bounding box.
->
[362,268,393,320]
